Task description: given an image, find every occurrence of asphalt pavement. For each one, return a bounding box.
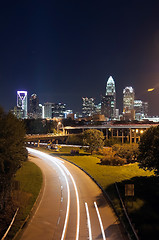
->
[20,148,127,240]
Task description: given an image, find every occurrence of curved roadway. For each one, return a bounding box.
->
[20,148,127,240]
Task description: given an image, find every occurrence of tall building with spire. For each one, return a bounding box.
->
[101,76,116,119]
[106,76,116,97]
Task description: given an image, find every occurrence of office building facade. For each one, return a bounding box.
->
[44,102,66,119]
[82,97,95,117]
[134,100,148,120]
[123,87,135,111]
[123,87,135,120]
[101,95,114,120]
[29,93,40,118]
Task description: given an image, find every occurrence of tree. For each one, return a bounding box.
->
[83,129,104,154]
[0,109,27,176]
[23,119,50,134]
[138,126,159,175]
[0,108,28,214]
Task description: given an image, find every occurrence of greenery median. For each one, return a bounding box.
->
[6,160,43,240]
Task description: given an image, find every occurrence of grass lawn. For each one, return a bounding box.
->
[42,145,158,240]
[6,160,43,240]
[49,146,153,189]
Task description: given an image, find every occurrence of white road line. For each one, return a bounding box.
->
[85,202,92,240]
[94,202,106,240]
[58,161,80,240]
[57,217,61,225]
[27,148,70,240]
[58,168,70,240]
[27,148,80,240]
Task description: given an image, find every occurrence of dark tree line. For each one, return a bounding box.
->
[23,119,57,134]
[139,126,159,175]
[0,107,27,221]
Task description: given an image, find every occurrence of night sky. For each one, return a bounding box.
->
[1,0,159,115]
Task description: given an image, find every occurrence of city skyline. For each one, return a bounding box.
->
[15,75,148,120]
[1,1,159,115]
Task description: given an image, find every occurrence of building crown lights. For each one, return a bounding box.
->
[123,86,134,94]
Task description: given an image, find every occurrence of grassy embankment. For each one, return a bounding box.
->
[44,146,158,240]
[6,160,43,240]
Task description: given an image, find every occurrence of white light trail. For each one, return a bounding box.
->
[56,158,80,240]
[94,202,106,240]
[27,148,70,240]
[68,170,80,240]
[85,202,92,240]
[27,148,80,240]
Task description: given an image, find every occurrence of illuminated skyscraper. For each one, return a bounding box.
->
[102,76,116,119]
[29,93,40,118]
[44,102,66,119]
[123,87,135,111]
[52,102,66,118]
[134,100,148,120]
[17,91,28,118]
[106,76,116,97]
[101,95,114,120]
[123,87,135,120]
[82,97,95,117]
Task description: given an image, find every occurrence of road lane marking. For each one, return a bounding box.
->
[58,162,80,240]
[58,169,70,240]
[85,202,92,240]
[57,217,61,225]
[94,202,106,240]
[61,186,63,201]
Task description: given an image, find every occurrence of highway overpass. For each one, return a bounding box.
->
[25,123,159,145]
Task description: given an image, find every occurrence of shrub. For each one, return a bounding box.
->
[70,149,79,155]
[112,143,139,163]
[98,147,113,156]
[100,155,127,166]
[104,137,121,147]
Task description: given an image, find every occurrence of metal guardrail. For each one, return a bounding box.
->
[115,182,139,240]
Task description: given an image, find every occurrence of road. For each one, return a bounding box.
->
[20,148,127,240]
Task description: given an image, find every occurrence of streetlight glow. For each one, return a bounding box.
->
[147,88,154,92]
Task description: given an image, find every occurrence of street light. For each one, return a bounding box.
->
[57,122,64,135]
